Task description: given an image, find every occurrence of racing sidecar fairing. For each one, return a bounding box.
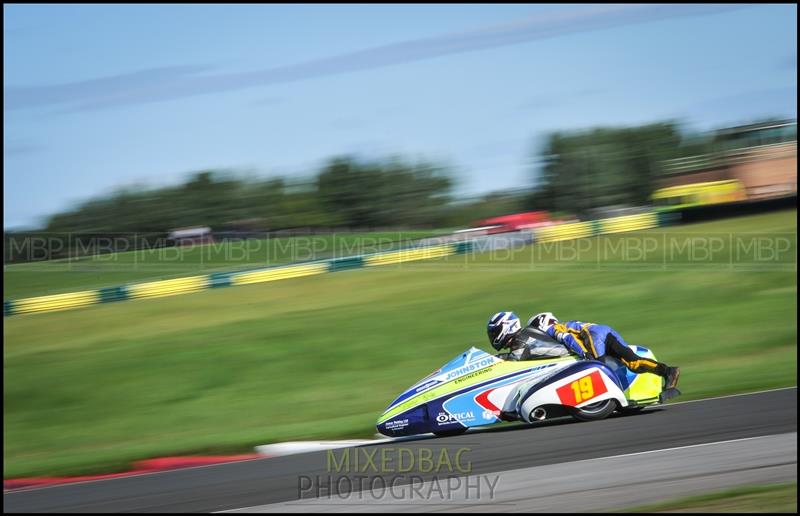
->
[376,332,667,437]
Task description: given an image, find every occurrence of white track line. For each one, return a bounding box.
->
[255,441,380,456]
[578,433,794,462]
[663,385,796,407]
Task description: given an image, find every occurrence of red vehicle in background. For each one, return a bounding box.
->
[474,211,555,234]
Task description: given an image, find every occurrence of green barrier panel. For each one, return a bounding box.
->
[4,300,14,317]
[328,256,365,272]
[453,241,474,255]
[99,285,128,303]
[208,272,233,288]
[592,219,603,236]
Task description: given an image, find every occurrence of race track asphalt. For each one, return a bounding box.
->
[4,387,797,513]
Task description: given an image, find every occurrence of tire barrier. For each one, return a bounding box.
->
[4,211,674,316]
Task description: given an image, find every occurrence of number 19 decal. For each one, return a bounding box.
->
[571,376,594,403]
[556,371,608,406]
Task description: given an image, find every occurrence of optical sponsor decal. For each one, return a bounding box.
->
[435,411,476,425]
[556,370,608,407]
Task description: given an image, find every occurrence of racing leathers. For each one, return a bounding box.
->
[497,326,570,361]
[546,321,680,388]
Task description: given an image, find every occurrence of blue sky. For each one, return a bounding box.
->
[3,4,797,229]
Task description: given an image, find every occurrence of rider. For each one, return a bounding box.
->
[487,311,680,390]
[527,311,681,390]
[486,311,570,362]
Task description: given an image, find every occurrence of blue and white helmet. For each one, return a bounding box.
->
[487,311,521,350]
[528,312,559,332]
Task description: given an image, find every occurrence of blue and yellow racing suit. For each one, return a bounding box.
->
[546,320,668,376]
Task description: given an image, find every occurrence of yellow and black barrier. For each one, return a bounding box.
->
[231,262,329,286]
[533,212,664,244]
[598,212,659,234]
[3,241,471,316]
[364,244,454,267]
[533,221,596,243]
[10,290,101,315]
[127,275,210,300]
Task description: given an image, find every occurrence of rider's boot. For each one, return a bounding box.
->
[664,366,681,390]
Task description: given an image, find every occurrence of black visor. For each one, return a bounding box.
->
[488,324,504,343]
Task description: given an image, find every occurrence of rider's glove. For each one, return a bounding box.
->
[547,325,587,359]
[547,325,570,345]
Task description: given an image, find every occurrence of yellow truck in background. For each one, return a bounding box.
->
[651,180,747,211]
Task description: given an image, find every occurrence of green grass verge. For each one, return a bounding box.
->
[3,230,445,299]
[3,210,796,478]
[620,482,797,513]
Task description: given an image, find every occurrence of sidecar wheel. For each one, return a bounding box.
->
[433,428,468,437]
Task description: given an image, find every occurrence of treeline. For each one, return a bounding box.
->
[5,156,469,263]
[7,118,780,263]
[43,156,456,234]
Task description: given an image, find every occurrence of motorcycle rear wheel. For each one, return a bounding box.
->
[570,399,617,421]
